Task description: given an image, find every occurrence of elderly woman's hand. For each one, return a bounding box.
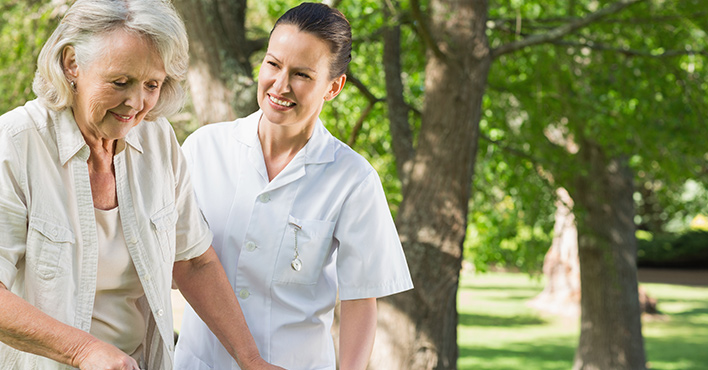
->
[72,339,140,370]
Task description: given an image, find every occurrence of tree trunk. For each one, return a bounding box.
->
[529,187,659,321]
[528,187,581,317]
[173,0,260,125]
[382,1,414,186]
[371,0,491,369]
[570,141,646,370]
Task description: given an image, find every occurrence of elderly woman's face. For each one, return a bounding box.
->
[65,30,166,141]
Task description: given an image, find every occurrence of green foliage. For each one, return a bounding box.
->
[0,1,62,114]
[466,104,556,272]
[636,180,708,233]
[475,0,708,269]
[638,230,708,268]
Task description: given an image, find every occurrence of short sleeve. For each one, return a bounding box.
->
[0,130,27,288]
[167,122,212,261]
[335,170,413,300]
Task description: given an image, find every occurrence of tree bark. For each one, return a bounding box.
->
[528,187,581,317]
[371,0,491,369]
[570,141,646,370]
[173,0,259,125]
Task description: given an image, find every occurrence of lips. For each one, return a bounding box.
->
[268,94,295,108]
[111,112,134,122]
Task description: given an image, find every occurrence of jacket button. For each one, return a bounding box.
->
[238,289,250,299]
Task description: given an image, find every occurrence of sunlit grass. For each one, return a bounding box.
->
[458,270,708,370]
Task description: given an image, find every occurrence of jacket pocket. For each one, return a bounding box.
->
[27,217,74,280]
[273,215,336,285]
[150,203,177,263]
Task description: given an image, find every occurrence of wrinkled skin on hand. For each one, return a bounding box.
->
[74,340,140,370]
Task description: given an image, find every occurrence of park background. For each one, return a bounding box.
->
[1,0,707,369]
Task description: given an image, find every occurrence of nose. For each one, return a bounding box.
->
[124,85,145,112]
[272,70,290,93]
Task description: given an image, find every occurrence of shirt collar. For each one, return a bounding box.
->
[54,108,143,166]
[235,110,335,165]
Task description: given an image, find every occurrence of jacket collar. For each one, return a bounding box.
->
[235,110,335,165]
[54,108,143,166]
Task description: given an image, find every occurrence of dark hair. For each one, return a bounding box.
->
[272,2,352,79]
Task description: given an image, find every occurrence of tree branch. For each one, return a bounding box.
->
[346,72,381,104]
[480,134,544,166]
[347,102,375,147]
[345,71,384,147]
[410,0,446,60]
[552,40,708,58]
[246,37,268,55]
[491,0,646,59]
[489,11,707,27]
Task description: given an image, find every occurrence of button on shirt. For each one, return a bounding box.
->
[0,100,212,370]
[174,111,414,370]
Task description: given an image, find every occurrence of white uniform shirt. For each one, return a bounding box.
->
[175,111,413,370]
[0,100,212,370]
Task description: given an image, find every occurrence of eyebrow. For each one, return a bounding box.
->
[108,73,167,84]
[266,53,318,74]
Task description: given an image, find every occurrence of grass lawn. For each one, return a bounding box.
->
[457,270,708,370]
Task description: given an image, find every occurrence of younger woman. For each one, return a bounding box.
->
[175,3,413,369]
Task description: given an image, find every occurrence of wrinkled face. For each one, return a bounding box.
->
[257,24,344,129]
[65,29,166,141]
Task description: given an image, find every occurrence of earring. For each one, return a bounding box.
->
[70,80,76,90]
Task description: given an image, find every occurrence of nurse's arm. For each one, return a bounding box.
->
[339,297,377,370]
[173,246,285,370]
[0,282,138,369]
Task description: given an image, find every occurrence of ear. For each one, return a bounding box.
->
[324,74,346,101]
[62,45,79,80]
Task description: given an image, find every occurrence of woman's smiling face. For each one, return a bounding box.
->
[65,29,166,141]
[257,24,344,129]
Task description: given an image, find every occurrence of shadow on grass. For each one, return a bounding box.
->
[460,285,542,292]
[670,307,708,317]
[459,334,708,370]
[645,333,708,370]
[459,340,575,370]
[459,312,546,327]
[653,297,708,305]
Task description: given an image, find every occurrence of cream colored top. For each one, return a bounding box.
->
[91,207,146,359]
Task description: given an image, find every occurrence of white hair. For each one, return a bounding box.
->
[32,0,189,120]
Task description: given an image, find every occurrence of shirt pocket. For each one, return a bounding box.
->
[26,217,75,280]
[273,215,335,285]
[150,203,177,263]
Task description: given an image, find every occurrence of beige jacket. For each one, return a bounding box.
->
[0,100,212,369]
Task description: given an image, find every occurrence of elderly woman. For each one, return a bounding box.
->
[0,1,281,369]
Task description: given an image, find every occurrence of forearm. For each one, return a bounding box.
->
[339,298,377,370]
[0,283,98,367]
[173,247,264,369]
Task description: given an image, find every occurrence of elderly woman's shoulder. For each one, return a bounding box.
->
[0,100,52,136]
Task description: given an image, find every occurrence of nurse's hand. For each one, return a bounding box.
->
[176,247,287,370]
[73,339,140,370]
